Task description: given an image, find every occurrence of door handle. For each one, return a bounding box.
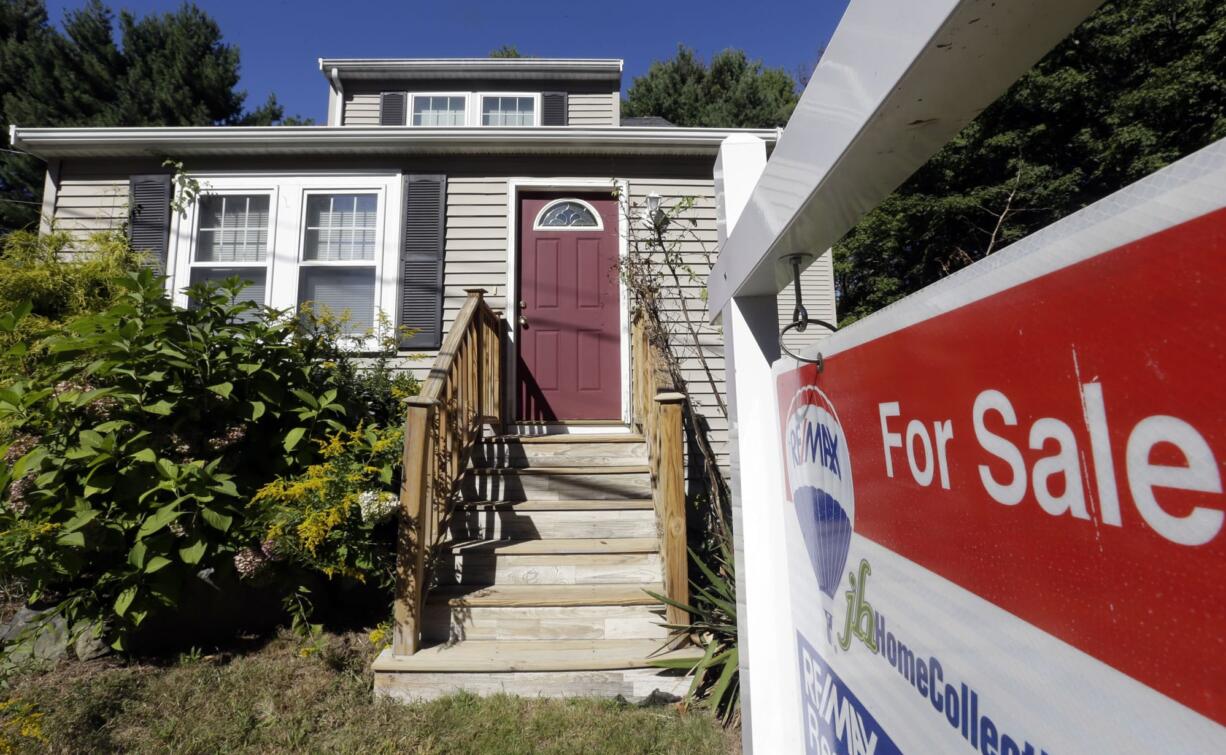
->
[519,315,528,328]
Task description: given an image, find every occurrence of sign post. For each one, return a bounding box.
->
[773,140,1226,753]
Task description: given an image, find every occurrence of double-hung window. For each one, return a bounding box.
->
[167,174,401,348]
[411,94,467,126]
[186,192,273,318]
[299,193,379,333]
[481,95,538,126]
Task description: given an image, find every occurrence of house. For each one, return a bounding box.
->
[11,56,836,700]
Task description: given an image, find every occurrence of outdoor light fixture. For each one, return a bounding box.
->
[644,192,667,230]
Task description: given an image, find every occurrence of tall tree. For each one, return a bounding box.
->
[0,0,302,232]
[623,46,798,128]
[834,0,1226,323]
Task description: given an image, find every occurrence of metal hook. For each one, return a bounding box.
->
[779,254,836,368]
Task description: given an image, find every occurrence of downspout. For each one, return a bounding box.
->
[328,66,345,126]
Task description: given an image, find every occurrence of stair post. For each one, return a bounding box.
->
[394,395,436,656]
[653,391,689,626]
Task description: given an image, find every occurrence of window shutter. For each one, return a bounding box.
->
[399,174,446,349]
[542,92,568,126]
[128,174,172,273]
[380,92,407,125]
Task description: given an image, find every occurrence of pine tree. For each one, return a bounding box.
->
[623,46,798,128]
[0,0,304,232]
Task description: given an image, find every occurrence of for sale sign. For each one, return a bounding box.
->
[774,142,1226,754]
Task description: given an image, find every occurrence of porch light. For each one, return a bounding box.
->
[644,192,667,231]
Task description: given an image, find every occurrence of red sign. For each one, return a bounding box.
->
[784,207,1226,726]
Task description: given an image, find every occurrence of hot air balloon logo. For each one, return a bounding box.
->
[785,385,854,599]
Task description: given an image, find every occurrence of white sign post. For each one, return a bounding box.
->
[711,1,1112,752]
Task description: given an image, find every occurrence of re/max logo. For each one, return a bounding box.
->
[791,416,842,479]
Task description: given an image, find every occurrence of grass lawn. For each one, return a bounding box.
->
[0,630,736,754]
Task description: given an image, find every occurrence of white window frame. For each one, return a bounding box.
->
[532,197,605,231]
[408,92,470,127]
[178,187,279,307]
[166,172,403,351]
[478,92,542,127]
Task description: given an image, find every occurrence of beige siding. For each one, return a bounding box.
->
[568,93,618,127]
[49,177,129,246]
[626,179,730,474]
[344,92,382,126]
[778,251,837,355]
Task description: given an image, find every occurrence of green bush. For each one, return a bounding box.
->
[0,230,141,374]
[0,271,415,653]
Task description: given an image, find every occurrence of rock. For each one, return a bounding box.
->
[74,623,110,661]
[0,606,70,662]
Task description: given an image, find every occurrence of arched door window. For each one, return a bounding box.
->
[533,198,603,230]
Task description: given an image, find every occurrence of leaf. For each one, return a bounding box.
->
[132,448,156,463]
[249,400,266,420]
[143,400,174,416]
[129,540,148,569]
[144,556,172,573]
[114,586,137,617]
[290,388,319,409]
[56,530,85,547]
[207,382,234,399]
[64,509,99,532]
[283,427,306,452]
[200,507,233,533]
[137,504,179,539]
[178,539,207,565]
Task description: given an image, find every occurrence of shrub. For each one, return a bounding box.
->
[0,230,140,375]
[0,271,414,653]
[250,424,403,633]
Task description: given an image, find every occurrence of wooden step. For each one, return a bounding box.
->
[446,506,658,540]
[375,660,691,702]
[423,604,668,643]
[427,583,663,608]
[468,465,649,475]
[454,499,654,512]
[484,433,645,444]
[472,439,647,468]
[436,549,662,587]
[441,537,659,556]
[461,468,650,501]
[372,639,700,673]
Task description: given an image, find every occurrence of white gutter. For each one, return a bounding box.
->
[318,57,624,81]
[10,126,777,159]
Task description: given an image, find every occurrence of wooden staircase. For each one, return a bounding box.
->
[373,291,697,701]
[373,431,699,700]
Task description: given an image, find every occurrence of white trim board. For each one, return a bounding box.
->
[798,137,1226,364]
[504,177,631,425]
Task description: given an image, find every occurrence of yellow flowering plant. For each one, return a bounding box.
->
[251,424,403,595]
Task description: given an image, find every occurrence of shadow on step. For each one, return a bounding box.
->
[460,472,648,502]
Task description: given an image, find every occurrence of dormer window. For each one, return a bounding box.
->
[411,94,467,126]
[481,95,537,126]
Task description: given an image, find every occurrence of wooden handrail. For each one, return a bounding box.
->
[393,288,502,655]
[631,312,689,626]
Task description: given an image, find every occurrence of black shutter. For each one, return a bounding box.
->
[399,174,446,349]
[542,92,568,126]
[380,92,407,125]
[128,174,172,273]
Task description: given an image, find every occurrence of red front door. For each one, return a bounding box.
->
[517,193,621,421]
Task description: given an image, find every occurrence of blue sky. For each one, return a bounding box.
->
[45,0,849,124]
